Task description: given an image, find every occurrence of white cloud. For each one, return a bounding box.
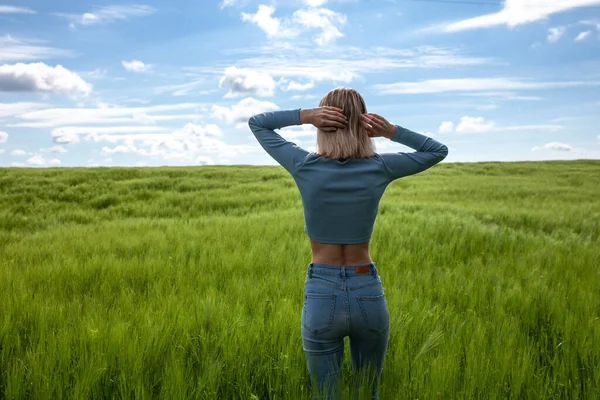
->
[10,103,204,128]
[455,116,495,133]
[86,133,169,144]
[122,60,151,73]
[435,0,600,32]
[372,77,600,94]
[280,124,317,139]
[532,142,574,152]
[372,138,399,150]
[211,97,279,128]
[0,63,92,95]
[52,126,170,144]
[52,131,80,144]
[41,145,68,153]
[87,68,108,79]
[0,35,75,62]
[154,78,210,96]
[242,5,294,37]
[580,18,600,31]
[306,0,328,6]
[199,45,490,85]
[0,131,7,143]
[195,156,215,165]
[440,116,563,135]
[277,76,315,92]
[97,122,257,163]
[291,94,318,100]
[284,80,315,91]
[215,145,260,159]
[575,30,592,41]
[499,124,563,131]
[55,5,155,28]
[100,143,139,154]
[0,5,36,14]
[293,8,346,45]
[0,149,4,154]
[181,123,224,137]
[220,0,238,8]
[548,26,566,43]
[219,67,276,98]
[88,124,224,147]
[220,0,252,9]
[241,4,346,45]
[11,149,29,156]
[438,121,454,134]
[27,154,61,166]
[0,102,50,118]
[60,125,171,135]
[458,91,542,101]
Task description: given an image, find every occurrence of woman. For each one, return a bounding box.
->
[248,87,448,399]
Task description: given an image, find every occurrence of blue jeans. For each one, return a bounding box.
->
[301,262,390,400]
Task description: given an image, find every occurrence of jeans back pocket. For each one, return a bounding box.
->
[357,294,389,334]
[302,293,336,335]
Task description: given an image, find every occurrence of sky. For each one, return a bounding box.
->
[1,0,600,168]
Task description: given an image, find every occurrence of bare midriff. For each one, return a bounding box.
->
[310,239,373,266]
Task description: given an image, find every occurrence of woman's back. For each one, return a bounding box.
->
[293,153,391,245]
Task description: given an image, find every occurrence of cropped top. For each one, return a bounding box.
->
[248,109,448,244]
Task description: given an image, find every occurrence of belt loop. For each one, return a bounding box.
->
[308,264,312,278]
[371,263,376,277]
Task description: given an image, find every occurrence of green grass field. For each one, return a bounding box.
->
[1,160,599,399]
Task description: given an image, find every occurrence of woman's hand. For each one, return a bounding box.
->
[362,113,396,139]
[300,107,347,132]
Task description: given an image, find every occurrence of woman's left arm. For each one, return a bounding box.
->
[248,108,346,175]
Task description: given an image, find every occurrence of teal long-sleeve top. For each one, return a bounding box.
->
[248,109,448,244]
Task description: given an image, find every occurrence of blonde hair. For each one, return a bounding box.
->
[316,87,376,160]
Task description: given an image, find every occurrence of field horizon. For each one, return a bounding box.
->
[1,159,598,399]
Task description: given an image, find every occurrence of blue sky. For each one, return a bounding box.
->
[1,0,600,167]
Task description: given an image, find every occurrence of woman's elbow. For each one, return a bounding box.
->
[441,145,449,158]
[248,115,261,132]
[436,145,449,162]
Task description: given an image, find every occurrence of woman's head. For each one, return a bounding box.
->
[316,87,376,160]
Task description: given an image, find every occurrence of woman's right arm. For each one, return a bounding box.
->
[379,125,449,181]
